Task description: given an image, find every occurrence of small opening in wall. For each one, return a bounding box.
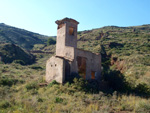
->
[69,27,74,35]
[51,65,53,67]
[55,64,57,67]
[91,71,95,79]
[77,56,86,79]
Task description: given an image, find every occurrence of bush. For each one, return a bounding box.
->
[47,37,56,46]
[0,77,18,86]
[71,78,100,93]
[0,101,11,109]
[67,72,80,82]
[136,100,150,112]
[38,98,43,102]
[30,65,43,70]
[48,80,59,87]
[104,70,126,91]
[13,60,25,65]
[72,78,87,91]
[55,97,63,103]
[26,82,39,90]
[135,83,150,95]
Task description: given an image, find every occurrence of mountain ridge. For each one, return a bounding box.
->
[0,23,49,50]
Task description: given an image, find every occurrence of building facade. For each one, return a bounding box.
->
[46,18,101,83]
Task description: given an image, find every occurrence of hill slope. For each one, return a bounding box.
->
[77,24,150,87]
[0,23,49,50]
[0,43,35,64]
[0,24,150,113]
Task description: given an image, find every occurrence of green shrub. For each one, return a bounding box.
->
[72,78,87,91]
[136,100,150,112]
[0,101,11,109]
[48,80,59,87]
[78,31,82,34]
[30,65,43,70]
[25,82,39,90]
[13,60,25,65]
[0,77,18,86]
[104,70,126,91]
[135,83,150,95]
[38,98,43,102]
[47,37,56,46]
[70,78,100,93]
[55,97,63,103]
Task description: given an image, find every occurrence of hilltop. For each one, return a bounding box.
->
[0,23,49,50]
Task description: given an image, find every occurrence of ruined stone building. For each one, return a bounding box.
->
[46,18,101,83]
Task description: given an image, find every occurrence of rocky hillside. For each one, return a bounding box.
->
[0,23,49,50]
[77,24,150,88]
[0,43,35,65]
[0,24,150,113]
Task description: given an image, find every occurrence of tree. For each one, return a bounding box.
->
[47,37,56,46]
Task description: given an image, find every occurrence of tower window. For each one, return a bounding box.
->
[91,71,95,79]
[69,27,74,35]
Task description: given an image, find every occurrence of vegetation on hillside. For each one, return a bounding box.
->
[0,43,35,65]
[47,37,56,46]
[77,24,150,94]
[0,24,150,112]
[0,23,49,50]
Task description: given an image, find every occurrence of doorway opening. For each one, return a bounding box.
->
[77,56,86,79]
[65,60,71,80]
[91,71,95,79]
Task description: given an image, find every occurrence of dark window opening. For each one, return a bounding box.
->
[91,71,95,79]
[69,27,74,35]
[77,56,86,79]
[65,61,71,80]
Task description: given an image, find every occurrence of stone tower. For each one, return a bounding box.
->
[55,18,79,57]
[46,17,101,84]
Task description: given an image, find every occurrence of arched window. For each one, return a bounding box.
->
[69,27,74,35]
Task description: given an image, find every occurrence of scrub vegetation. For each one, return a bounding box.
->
[0,24,150,112]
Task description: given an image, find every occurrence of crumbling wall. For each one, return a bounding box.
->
[76,49,101,80]
[46,18,101,84]
[56,23,66,57]
[46,56,65,83]
[65,22,77,48]
[56,46,75,61]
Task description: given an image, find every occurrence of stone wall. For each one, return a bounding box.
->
[56,23,66,57]
[46,18,101,84]
[76,49,101,80]
[46,56,65,83]
[56,46,75,61]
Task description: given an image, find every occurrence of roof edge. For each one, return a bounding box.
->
[55,17,79,25]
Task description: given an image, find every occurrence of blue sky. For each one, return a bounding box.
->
[0,0,150,36]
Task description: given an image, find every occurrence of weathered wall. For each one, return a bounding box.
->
[56,23,66,57]
[65,22,77,48]
[46,56,65,83]
[46,18,101,84]
[56,46,75,61]
[76,49,101,80]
